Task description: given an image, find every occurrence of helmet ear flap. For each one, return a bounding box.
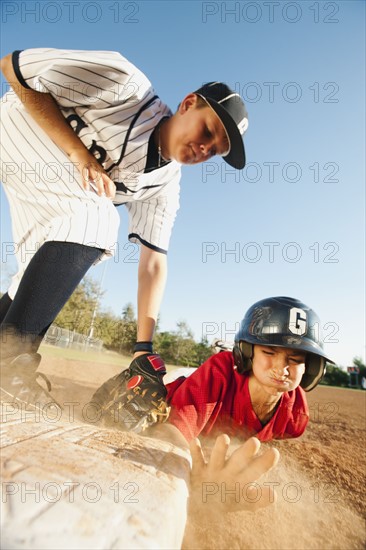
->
[233,341,253,374]
[300,354,326,392]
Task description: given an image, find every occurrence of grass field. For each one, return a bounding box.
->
[40,343,129,367]
[40,343,181,372]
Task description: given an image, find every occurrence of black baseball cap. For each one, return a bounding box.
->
[194,82,248,169]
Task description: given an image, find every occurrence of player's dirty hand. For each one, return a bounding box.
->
[91,353,170,433]
[189,434,280,513]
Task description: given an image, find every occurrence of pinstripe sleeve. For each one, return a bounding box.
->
[126,173,181,254]
[11,48,149,108]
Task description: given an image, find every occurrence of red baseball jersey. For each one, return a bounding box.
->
[166,351,309,442]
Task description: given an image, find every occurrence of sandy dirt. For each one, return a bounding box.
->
[183,385,366,550]
[38,354,366,549]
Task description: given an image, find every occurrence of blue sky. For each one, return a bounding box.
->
[1,1,365,367]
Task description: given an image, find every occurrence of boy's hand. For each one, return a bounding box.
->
[189,434,280,513]
[69,149,116,199]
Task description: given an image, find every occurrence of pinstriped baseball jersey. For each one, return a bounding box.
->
[0,48,181,298]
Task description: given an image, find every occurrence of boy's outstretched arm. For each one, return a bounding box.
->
[147,425,280,513]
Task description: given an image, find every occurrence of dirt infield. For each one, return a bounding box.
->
[39,353,365,549]
[183,385,366,550]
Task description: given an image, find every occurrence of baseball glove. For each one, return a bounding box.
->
[91,353,170,433]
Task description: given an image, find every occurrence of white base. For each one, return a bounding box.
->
[0,404,190,549]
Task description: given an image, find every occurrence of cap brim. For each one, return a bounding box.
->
[205,97,246,169]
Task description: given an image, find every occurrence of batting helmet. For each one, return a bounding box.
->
[233,296,335,392]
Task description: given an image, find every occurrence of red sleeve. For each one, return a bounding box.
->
[166,352,235,442]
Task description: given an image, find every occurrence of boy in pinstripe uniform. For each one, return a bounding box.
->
[0,48,248,423]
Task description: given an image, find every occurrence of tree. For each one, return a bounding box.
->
[321,364,349,387]
[154,331,177,362]
[353,357,366,389]
[176,320,194,340]
[54,277,103,334]
[116,303,137,354]
[174,320,196,365]
[194,336,213,365]
[122,303,135,323]
[353,357,366,377]
[92,311,120,348]
[154,321,212,367]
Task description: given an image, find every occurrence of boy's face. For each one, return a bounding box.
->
[251,345,306,394]
[166,94,230,165]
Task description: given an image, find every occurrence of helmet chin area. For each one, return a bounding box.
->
[233,341,253,373]
[301,355,326,392]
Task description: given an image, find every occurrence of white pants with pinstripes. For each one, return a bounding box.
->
[0,97,120,300]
